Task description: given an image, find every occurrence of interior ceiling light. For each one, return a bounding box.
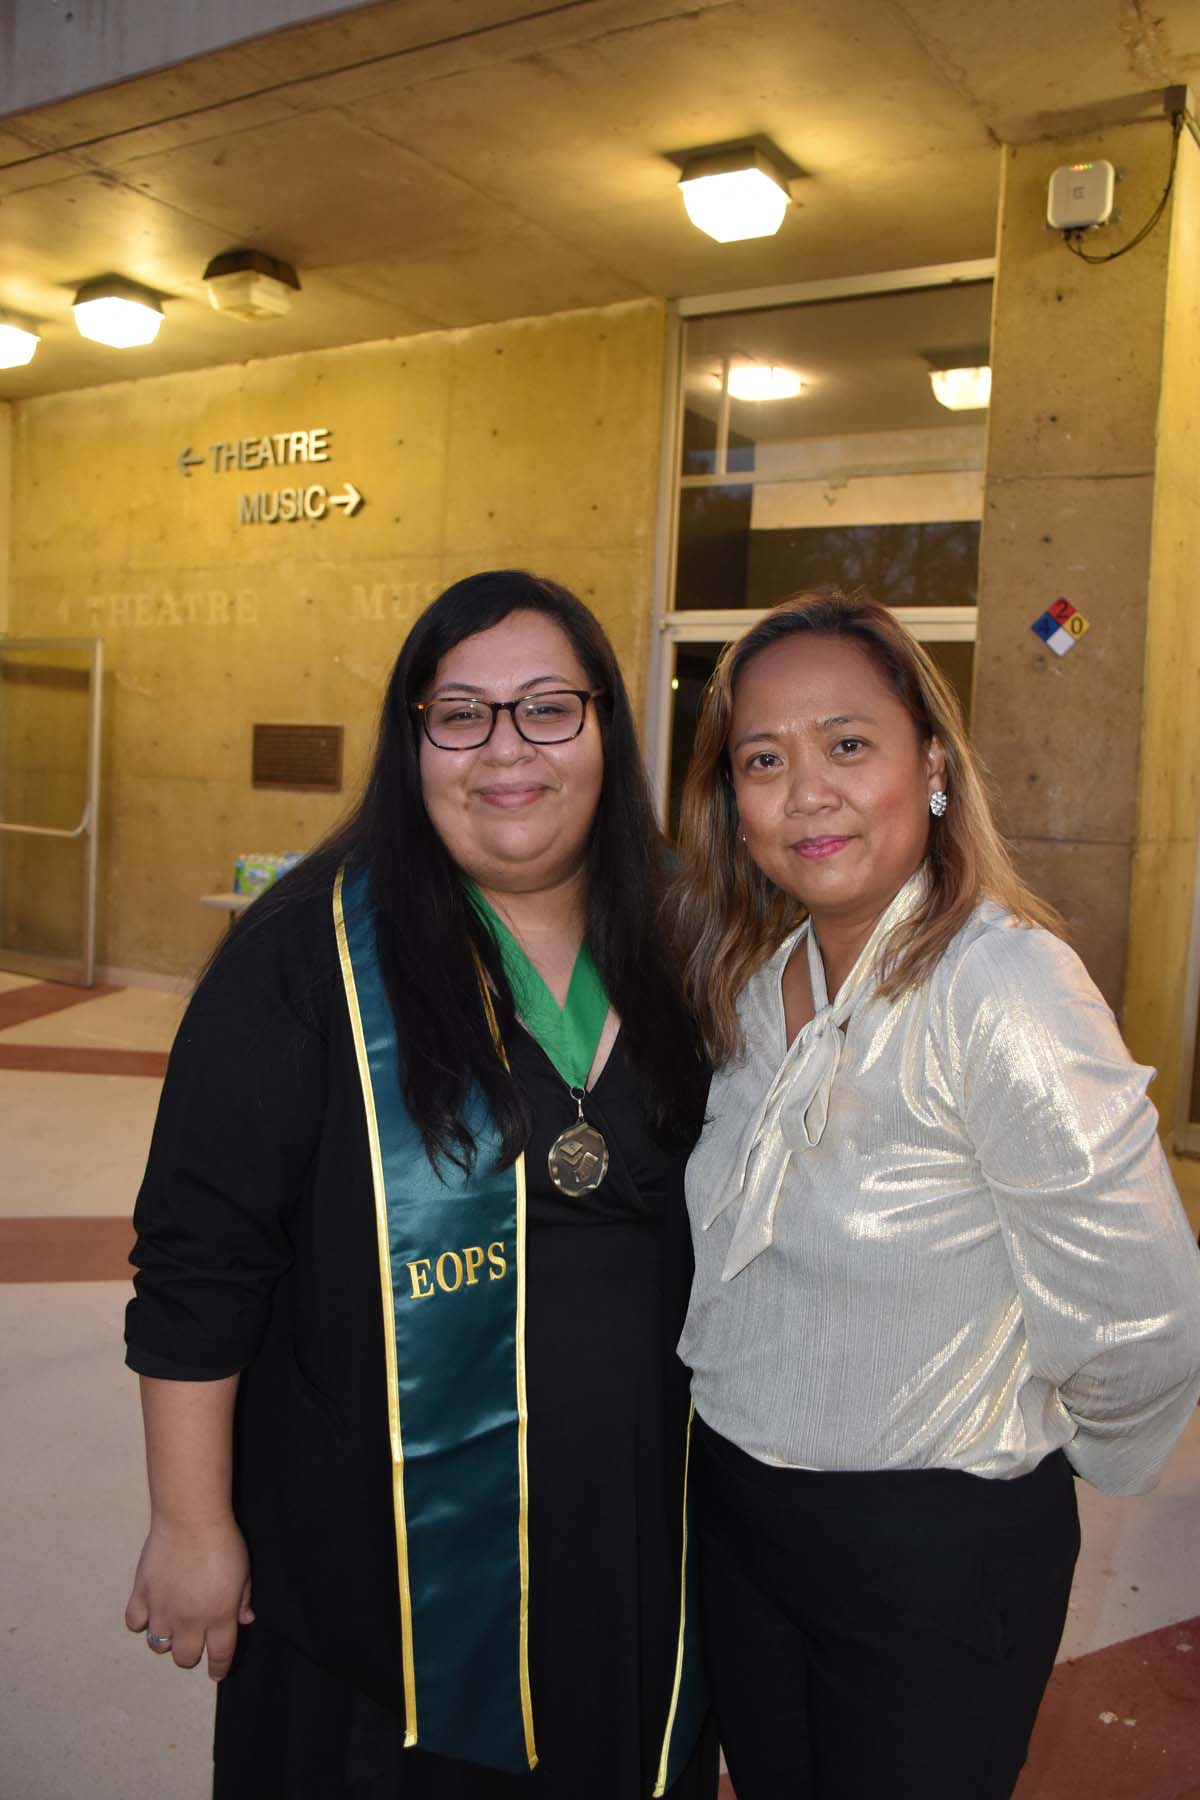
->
[203,249,300,321]
[929,365,992,411]
[72,277,163,348]
[0,317,41,368]
[726,363,805,402]
[679,147,791,242]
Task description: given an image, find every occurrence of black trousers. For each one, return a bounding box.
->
[693,1416,1080,1800]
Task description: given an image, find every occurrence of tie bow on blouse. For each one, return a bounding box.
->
[708,869,927,1281]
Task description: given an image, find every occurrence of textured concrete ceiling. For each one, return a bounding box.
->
[0,0,1196,400]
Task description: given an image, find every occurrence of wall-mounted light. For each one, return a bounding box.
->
[679,146,791,242]
[726,363,805,402]
[928,365,992,411]
[203,249,300,321]
[0,316,41,368]
[72,276,164,348]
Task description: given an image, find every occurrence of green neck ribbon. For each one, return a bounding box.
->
[466,883,610,1090]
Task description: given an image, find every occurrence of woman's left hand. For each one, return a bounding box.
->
[125,1513,255,1680]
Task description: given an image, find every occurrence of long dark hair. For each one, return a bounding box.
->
[251,570,703,1171]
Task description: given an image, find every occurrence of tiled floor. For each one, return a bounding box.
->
[2,972,1198,1800]
[1,976,210,1800]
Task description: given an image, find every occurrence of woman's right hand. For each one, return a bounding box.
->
[125,1514,255,1680]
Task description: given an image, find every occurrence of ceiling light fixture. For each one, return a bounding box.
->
[679,146,791,243]
[928,365,992,411]
[72,276,164,348]
[0,316,41,368]
[203,249,301,321]
[726,363,805,402]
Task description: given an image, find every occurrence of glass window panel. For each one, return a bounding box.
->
[0,648,91,832]
[677,280,992,611]
[681,404,756,478]
[745,518,981,608]
[676,500,981,612]
[667,642,725,840]
[926,638,974,724]
[675,485,752,610]
[0,643,96,979]
[682,284,994,464]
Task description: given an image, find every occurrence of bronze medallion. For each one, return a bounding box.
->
[547,1121,609,1196]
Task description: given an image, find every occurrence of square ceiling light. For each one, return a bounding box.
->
[203,249,300,321]
[679,147,792,243]
[929,365,992,410]
[726,363,805,401]
[0,318,40,368]
[73,276,164,348]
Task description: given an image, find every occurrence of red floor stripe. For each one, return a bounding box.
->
[0,1044,168,1077]
[1015,1615,1200,1799]
[717,1617,1200,1800]
[0,1216,135,1282]
[0,979,121,1031]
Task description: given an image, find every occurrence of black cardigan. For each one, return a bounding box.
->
[125,888,698,1722]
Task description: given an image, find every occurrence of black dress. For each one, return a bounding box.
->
[124,891,716,1800]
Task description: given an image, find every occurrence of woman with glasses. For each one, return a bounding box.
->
[123,571,715,1800]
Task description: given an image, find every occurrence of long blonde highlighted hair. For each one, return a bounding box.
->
[668,590,1062,1065]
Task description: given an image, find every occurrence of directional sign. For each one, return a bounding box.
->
[237,483,366,525]
[177,429,331,477]
[328,482,362,516]
[172,425,364,524]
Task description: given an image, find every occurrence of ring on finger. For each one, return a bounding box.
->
[146,1630,173,1651]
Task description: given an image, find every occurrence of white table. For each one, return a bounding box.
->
[199,892,255,932]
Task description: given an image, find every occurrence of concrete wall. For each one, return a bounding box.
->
[0,400,10,924]
[5,298,668,978]
[0,400,11,631]
[973,120,1176,1010]
[1123,130,1200,1228]
[0,0,376,117]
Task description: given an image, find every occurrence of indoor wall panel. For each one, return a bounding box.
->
[7,298,667,977]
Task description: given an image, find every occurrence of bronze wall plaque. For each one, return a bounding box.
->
[251,722,343,792]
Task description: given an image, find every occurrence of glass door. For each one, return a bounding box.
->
[0,636,103,985]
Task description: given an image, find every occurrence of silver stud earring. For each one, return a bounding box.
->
[929,790,949,818]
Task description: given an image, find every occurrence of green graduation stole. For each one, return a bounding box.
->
[333,864,706,1790]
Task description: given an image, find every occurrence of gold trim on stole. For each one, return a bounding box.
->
[652,1400,696,1797]
[474,959,538,1769]
[514,1150,537,1768]
[333,867,418,1746]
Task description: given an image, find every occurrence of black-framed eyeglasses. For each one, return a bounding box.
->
[413,688,605,750]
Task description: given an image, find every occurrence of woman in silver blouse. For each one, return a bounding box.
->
[670,590,1200,1800]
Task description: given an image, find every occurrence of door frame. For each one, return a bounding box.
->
[645,261,994,820]
[0,635,103,986]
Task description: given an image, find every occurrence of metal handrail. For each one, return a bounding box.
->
[0,807,90,839]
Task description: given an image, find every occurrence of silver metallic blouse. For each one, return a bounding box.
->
[680,873,1200,1494]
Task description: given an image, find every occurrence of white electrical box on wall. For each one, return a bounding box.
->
[1047,160,1116,230]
